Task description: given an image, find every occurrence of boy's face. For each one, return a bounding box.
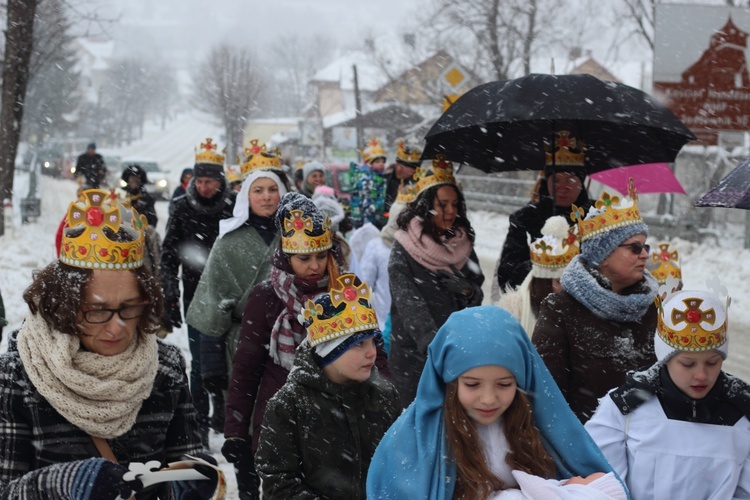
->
[322,337,377,385]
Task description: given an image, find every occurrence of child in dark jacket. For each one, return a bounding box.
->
[254,274,400,499]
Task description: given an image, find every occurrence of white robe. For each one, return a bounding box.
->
[586,392,750,500]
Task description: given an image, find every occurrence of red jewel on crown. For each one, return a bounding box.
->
[344,288,357,301]
[686,309,702,323]
[86,207,103,226]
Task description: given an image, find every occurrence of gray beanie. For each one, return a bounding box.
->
[302,161,326,182]
[574,188,648,268]
[581,223,648,267]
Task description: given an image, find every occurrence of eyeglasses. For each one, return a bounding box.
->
[80,303,150,324]
[618,242,650,255]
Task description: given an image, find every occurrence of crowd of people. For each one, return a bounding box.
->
[1,131,748,500]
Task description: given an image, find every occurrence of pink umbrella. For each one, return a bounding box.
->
[588,163,686,195]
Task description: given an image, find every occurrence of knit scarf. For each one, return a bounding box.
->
[394,218,473,273]
[16,312,158,439]
[269,266,328,371]
[561,255,658,322]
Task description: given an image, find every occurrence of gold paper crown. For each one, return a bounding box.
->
[361,136,387,164]
[60,189,146,270]
[544,130,585,166]
[281,209,333,254]
[195,138,225,166]
[303,274,379,346]
[651,242,682,285]
[413,154,456,197]
[570,179,643,242]
[529,218,579,277]
[241,139,283,179]
[655,290,727,353]
[225,165,241,184]
[395,182,417,204]
[395,139,422,165]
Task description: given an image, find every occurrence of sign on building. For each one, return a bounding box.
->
[654,5,750,145]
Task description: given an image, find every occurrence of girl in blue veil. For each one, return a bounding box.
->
[367,305,627,499]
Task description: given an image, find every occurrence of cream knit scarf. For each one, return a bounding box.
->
[17,312,159,439]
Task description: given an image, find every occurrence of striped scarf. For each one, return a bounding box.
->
[269,266,328,370]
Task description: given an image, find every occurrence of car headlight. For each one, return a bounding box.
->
[44,161,50,168]
[119,179,127,188]
[71,167,76,173]
[157,179,167,188]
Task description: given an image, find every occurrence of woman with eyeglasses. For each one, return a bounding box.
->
[0,190,216,499]
[532,185,659,423]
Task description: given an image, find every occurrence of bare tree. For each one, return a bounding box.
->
[192,43,265,161]
[0,0,38,236]
[267,34,335,116]
[423,0,563,81]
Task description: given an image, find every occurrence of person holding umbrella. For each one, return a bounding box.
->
[495,131,593,291]
[532,181,659,423]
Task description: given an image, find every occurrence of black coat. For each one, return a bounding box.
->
[128,189,158,228]
[388,240,484,407]
[159,184,235,316]
[74,153,107,188]
[255,342,400,499]
[496,191,592,291]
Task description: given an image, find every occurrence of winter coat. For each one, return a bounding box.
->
[532,289,657,422]
[255,342,400,499]
[586,365,750,499]
[187,216,278,381]
[359,237,391,330]
[127,188,158,228]
[0,289,5,339]
[388,240,484,407]
[159,184,235,313]
[0,337,202,499]
[74,152,107,188]
[496,193,592,291]
[225,266,391,453]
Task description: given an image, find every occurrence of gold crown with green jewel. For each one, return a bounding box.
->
[570,178,643,243]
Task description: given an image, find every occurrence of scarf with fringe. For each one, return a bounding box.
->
[269,266,329,370]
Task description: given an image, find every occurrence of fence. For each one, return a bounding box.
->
[458,173,719,244]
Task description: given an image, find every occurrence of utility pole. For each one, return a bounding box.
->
[353,64,363,156]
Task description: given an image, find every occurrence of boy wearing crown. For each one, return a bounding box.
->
[254,274,400,499]
[160,138,235,447]
[586,281,750,499]
[384,139,421,213]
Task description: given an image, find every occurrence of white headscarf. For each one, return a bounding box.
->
[219,170,287,238]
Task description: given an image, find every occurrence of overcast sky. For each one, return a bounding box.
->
[81,0,428,56]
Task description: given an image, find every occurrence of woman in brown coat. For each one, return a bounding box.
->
[532,185,658,423]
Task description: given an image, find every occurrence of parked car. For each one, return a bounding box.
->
[324,162,354,201]
[120,157,170,200]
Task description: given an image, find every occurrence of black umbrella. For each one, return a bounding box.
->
[422,73,696,173]
[694,155,750,209]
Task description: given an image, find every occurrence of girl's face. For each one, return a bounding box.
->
[598,234,648,293]
[289,250,328,280]
[306,170,326,188]
[76,270,144,356]
[322,337,377,385]
[249,177,281,217]
[432,185,459,233]
[666,350,723,399]
[457,365,517,426]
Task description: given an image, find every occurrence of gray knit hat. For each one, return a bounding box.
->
[572,185,648,268]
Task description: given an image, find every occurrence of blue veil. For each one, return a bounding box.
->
[367,305,620,499]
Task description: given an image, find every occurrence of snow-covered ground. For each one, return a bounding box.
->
[3,111,750,497]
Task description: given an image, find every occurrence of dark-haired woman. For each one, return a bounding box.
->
[0,190,210,499]
[388,156,484,407]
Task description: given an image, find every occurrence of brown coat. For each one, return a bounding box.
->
[532,290,657,422]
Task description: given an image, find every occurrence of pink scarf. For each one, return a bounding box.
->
[394,218,473,273]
